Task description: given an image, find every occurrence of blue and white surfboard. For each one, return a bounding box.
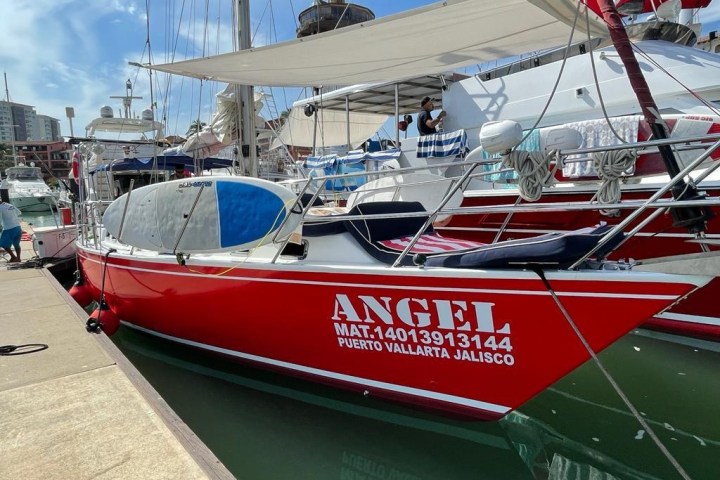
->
[102,176,302,253]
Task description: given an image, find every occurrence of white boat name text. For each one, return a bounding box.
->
[331,294,514,365]
[178,180,213,188]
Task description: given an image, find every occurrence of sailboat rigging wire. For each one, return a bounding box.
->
[529,265,692,480]
[289,1,298,30]
[201,0,210,57]
[117,179,136,243]
[142,0,163,182]
[86,248,117,333]
[164,0,188,135]
[194,78,206,150]
[252,0,273,44]
[584,6,632,144]
[631,43,720,117]
[512,0,583,149]
[172,184,206,255]
[333,2,352,31]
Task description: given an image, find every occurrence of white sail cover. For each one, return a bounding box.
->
[271,106,388,149]
[172,87,266,158]
[145,0,607,87]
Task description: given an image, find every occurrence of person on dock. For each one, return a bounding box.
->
[0,199,22,262]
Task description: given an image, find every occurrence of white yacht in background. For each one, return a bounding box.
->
[0,164,58,212]
[62,80,167,207]
[62,80,241,211]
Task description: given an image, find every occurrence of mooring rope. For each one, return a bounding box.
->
[501,150,557,202]
[529,264,692,480]
[0,344,48,356]
[593,148,638,215]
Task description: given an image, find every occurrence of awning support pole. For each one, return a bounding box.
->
[395,84,400,148]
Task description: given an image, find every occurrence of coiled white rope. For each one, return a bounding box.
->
[592,148,638,215]
[501,150,557,202]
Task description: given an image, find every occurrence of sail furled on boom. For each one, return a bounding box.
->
[142,0,607,87]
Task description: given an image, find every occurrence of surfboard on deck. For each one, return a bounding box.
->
[102,176,302,253]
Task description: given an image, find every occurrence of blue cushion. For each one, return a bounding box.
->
[343,201,432,265]
[424,225,623,269]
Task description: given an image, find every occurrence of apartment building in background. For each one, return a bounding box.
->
[36,114,62,141]
[0,100,62,142]
[0,100,69,180]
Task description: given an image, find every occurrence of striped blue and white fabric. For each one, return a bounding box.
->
[416,129,468,158]
[365,149,401,164]
[305,154,338,169]
[340,149,367,164]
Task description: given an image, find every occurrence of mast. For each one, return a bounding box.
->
[238,0,258,177]
[3,72,16,166]
[3,72,10,102]
[109,79,143,119]
[596,0,712,234]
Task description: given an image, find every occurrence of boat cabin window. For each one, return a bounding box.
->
[6,167,42,180]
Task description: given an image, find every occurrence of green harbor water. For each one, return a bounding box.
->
[110,327,720,480]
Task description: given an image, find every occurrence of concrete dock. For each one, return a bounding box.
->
[0,262,234,478]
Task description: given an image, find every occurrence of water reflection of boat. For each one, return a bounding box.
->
[114,327,532,479]
[113,327,720,479]
[0,165,59,213]
[520,330,720,479]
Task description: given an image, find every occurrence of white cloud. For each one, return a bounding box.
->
[0,0,154,136]
[0,0,371,140]
[0,0,504,144]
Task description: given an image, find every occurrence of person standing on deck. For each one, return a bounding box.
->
[0,199,22,262]
[417,96,446,136]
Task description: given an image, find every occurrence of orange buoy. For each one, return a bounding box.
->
[86,301,120,336]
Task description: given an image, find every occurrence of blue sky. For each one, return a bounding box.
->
[0,0,438,139]
[1,0,720,140]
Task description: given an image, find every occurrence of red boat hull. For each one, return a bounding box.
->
[439,185,720,339]
[77,246,700,419]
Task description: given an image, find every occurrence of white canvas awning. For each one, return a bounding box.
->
[144,0,607,87]
[271,106,388,150]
